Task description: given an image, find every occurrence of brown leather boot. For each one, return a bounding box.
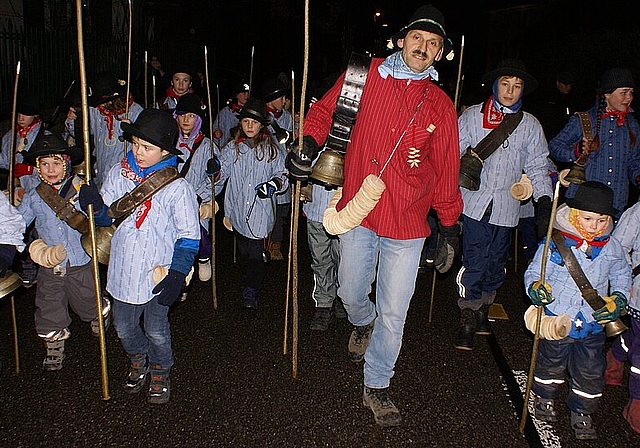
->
[455,308,476,351]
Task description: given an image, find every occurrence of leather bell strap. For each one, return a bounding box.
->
[323,52,371,155]
[550,229,606,312]
[36,183,89,235]
[107,166,179,219]
[473,110,523,161]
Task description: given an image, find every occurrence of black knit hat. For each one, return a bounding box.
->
[237,98,269,125]
[170,65,194,80]
[597,68,635,95]
[482,59,538,96]
[389,4,453,60]
[22,130,83,165]
[121,109,180,154]
[566,181,618,217]
[16,90,41,116]
[261,78,288,103]
[175,93,207,119]
[233,81,251,96]
[89,73,127,107]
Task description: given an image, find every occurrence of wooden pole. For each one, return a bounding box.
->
[205,45,218,311]
[144,51,148,108]
[9,61,21,375]
[454,35,465,111]
[519,181,561,433]
[75,0,110,400]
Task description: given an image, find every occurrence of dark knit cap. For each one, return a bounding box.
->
[175,93,207,119]
[597,68,635,95]
[89,73,127,107]
[17,90,41,116]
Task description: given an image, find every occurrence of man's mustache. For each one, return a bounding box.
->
[412,49,428,58]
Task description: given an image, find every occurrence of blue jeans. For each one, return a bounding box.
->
[338,226,424,389]
[112,298,174,369]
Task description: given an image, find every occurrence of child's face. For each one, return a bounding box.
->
[17,113,36,128]
[577,210,610,234]
[241,118,263,138]
[605,87,634,113]
[37,155,66,184]
[236,91,249,106]
[171,73,192,95]
[132,136,169,168]
[495,76,524,107]
[176,113,197,134]
[268,95,286,112]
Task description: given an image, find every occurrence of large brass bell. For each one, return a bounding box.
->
[563,161,586,185]
[81,225,116,265]
[0,271,22,300]
[310,150,344,189]
[604,318,628,338]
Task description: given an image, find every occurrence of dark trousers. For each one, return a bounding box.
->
[611,317,640,399]
[235,232,267,290]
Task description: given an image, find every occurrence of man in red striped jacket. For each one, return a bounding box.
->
[287,4,462,427]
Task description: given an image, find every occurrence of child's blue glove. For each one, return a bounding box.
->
[79,182,105,212]
[152,269,187,307]
[255,178,282,199]
[206,156,221,179]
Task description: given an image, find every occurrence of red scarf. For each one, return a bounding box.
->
[18,118,41,138]
[97,95,134,140]
[119,157,152,228]
[482,96,504,129]
[602,108,629,126]
[559,230,609,249]
[165,86,194,99]
[267,106,282,119]
[230,102,242,113]
[178,132,204,153]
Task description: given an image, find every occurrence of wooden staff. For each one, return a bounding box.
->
[75,0,110,400]
[248,46,255,96]
[215,83,221,148]
[454,35,465,111]
[428,265,437,323]
[144,51,148,108]
[204,45,218,310]
[123,0,133,158]
[152,75,157,109]
[283,71,296,355]
[519,181,561,433]
[8,60,21,374]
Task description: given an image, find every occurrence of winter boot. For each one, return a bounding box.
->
[124,354,149,394]
[269,242,284,261]
[455,308,476,351]
[623,398,640,434]
[534,395,557,422]
[333,299,347,319]
[476,304,492,335]
[571,411,597,440]
[363,386,402,427]
[604,348,624,386]
[91,298,111,337]
[41,328,70,371]
[348,320,375,362]
[310,307,333,331]
[148,364,171,404]
[198,258,212,282]
[242,286,259,309]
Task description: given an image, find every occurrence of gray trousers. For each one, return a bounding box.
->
[35,262,98,338]
[306,220,340,308]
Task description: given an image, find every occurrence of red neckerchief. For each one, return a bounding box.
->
[230,102,242,113]
[119,156,152,228]
[18,118,41,138]
[602,107,629,126]
[97,95,134,140]
[482,96,504,129]
[165,87,194,99]
[559,230,609,249]
[179,131,204,153]
[267,106,283,119]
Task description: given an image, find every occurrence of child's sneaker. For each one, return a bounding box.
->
[124,354,148,394]
[148,364,171,404]
[534,395,557,422]
[42,340,66,371]
[91,298,111,337]
[571,411,597,440]
[198,258,211,282]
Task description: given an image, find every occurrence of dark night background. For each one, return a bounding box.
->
[2,0,640,115]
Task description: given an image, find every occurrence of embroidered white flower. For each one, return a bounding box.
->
[407,147,421,168]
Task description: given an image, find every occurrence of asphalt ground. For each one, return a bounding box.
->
[1,213,640,447]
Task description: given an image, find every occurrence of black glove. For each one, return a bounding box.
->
[535,195,552,241]
[434,222,461,273]
[152,269,187,307]
[286,135,318,182]
[79,182,105,213]
[255,178,283,199]
[0,244,16,277]
[206,156,221,178]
